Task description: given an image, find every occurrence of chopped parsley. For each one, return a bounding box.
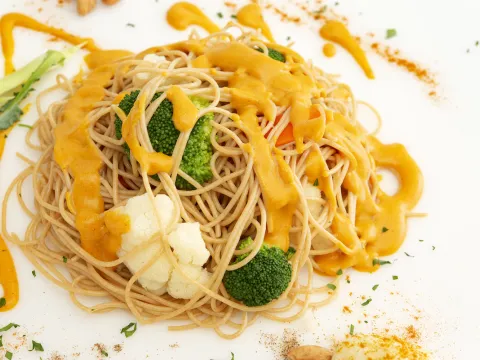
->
[361,298,372,306]
[326,283,337,291]
[381,226,389,233]
[347,279,351,284]
[62,256,68,263]
[0,335,3,346]
[101,349,108,357]
[419,239,424,242]
[6,351,13,360]
[336,269,343,276]
[432,246,436,250]
[0,298,5,308]
[476,41,479,46]
[217,12,223,18]
[372,258,391,266]
[392,275,399,280]
[404,252,414,257]
[386,29,397,39]
[313,178,319,186]
[335,2,339,5]
[120,322,137,338]
[32,270,36,277]
[364,320,368,323]
[231,14,237,19]
[286,36,291,41]
[314,5,327,13]
[372,284,379,291]
[0,323,19,332]
[126,23,135,27]
[231,352,235,360]
[18,124,33,129]
[29,340,44,352]
[349,324,354,335]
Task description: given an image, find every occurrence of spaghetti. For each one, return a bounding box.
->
[1,23,422,337]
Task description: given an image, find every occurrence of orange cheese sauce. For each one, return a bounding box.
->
[312,111,423,275]
[320,21,374,79]
[236,3,275,43]
[166,2,220,34]
[0,235,18,312]
[166,85,198,132]
[323,43,336,58]
[0,13,99,75]
[54,51,132,262]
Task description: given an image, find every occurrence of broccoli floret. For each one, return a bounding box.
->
[255,47,286,63]
[223,238,293,307]
[115,90,214,190]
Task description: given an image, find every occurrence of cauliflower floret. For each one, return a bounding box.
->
[168,222,210,266]
[304,183,322,219]
[133,54,168,87]
[116,193,212,298]
[167,263,212,299]
[117,193,175,294]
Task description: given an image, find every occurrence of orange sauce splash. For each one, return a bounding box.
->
[320,21,374,79]
[236,3,275,43]
[166,2,220,34]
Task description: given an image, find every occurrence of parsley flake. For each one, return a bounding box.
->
[101,349,108,357]
[0,335,3,346]
[349,324,354,335]
[286,36,291,41]
[62,256,67,263]
[392,275,399,280]
[217,12,223,18]
[361,298,372,306]
[419,239,424,242]
[381,227,389,233]
[336,269,343,276]
[404,252,414,257]
[126,23,135,28]
[231,14,237,19]
[326,283,337,291]
[0,323,20,332]
[372,258,391,266]
[313,178,319,186]
[6,351,13,360]
[32,270,36,277]
[0,298,5,308]
[372,284,379,291]
[231,352,235,360]
[386,29,397,39]
[18,124,33,129]
[120,322,137,338]
[29,340,44,352]
[432,246,436,250]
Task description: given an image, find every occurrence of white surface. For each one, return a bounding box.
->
[1,0,480,359]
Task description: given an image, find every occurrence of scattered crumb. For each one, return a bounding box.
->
[260,329,302,359]
[342,306,352,314]
[169,343,179,349]
[113,344,123,353]
[48,353,65,360]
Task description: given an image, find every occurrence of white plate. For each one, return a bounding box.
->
[0,0,479,359]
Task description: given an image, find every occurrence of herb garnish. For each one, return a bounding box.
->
[18,124,33,129]
[120,322,137,338]
[217,12,223,18]
[6,351,13,360]
[349,324,354,335]
[326,283,336,291]
[361,298,372,306]
[336,269,343,276]
[62,256,67,263]
[231,352,235,360]
[404,252,414,257]
[101,349,108,357]
[29,340,44,352]
[372,258,391,266]
[372,284,379,291]
[0,335,3,346]
[32,270,36,277]
[0,323,19,332]
[313,178,319,186]
[381,226,389,233]
[231,14,237,19]
[126,23,135,28]
[432,246,436,250]
[386,29,397,39]
[392,275,398,280]
[0,298,5,308]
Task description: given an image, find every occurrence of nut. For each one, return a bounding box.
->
[287,345,333,360]
[77,0,96,15]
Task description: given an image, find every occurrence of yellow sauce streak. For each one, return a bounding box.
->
[312,112,423,274]
[323,43,336,58]
[166,2,220,34]
[236,3,275,43]
[166,85,198,132]
[205,42,319,251]
[320,21,374,79]
[54,51,131,262]
[0,13,99,75]
[0,235,18,312]
[122,94,174,175]
[84,50,132,69]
